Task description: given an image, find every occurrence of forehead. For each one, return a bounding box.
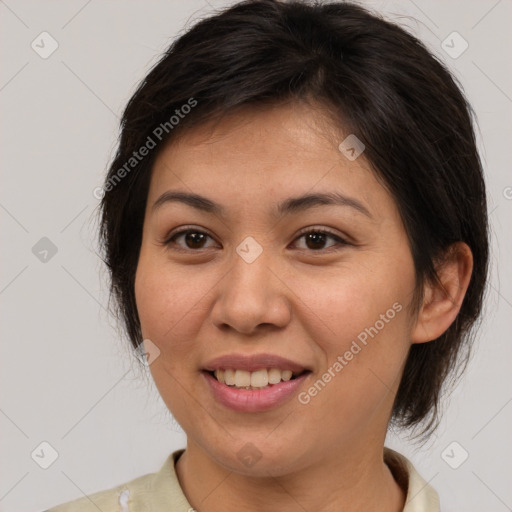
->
[147,102,392,219]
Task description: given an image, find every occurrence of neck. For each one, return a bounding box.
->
[175,438,406,512]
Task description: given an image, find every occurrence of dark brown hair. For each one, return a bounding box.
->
[98,0,489,438]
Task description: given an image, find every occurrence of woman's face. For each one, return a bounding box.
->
[135,102,418,476]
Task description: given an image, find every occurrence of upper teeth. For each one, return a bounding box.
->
[214,368,295,388]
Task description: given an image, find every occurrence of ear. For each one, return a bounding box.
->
[411,242,473,344]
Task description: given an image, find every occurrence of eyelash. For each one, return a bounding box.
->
[160,226,350,253]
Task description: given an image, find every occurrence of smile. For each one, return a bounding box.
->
[202,369,311,412]
[210,368,303,389]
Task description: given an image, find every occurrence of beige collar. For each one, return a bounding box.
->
[384,447,440,511]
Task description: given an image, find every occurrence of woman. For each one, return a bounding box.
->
[46,0,488,510]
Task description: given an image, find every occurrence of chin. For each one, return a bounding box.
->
[208,437,309,478]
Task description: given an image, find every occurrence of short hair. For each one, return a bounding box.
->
[98,0,489,438]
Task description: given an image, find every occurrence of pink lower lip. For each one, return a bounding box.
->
[203,371,310,412]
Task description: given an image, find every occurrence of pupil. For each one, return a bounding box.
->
[186,232,205,248]
[306,232,325,250]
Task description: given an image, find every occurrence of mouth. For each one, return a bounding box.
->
[204,368,309,390]
[202,360,312,412]
[201,353,312,411]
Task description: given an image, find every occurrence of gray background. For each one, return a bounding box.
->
[1,1,511,511]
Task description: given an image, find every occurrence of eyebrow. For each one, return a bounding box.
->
[152,190,372,219]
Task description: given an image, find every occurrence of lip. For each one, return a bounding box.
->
[202,353,309,373]
[203,370,311,412]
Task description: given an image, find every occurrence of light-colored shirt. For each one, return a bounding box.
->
[44,447,440,511]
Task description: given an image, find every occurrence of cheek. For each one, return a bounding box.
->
[134,255,218,362]
[134,257,208,427]
[291,258,414,349]
[296,296,411,440]
[294,259,414,405]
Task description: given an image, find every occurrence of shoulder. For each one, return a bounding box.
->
[44,450,190,512]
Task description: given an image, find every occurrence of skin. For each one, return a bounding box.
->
[134,101,473,512]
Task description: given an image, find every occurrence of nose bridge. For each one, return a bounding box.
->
[211,237,291,333]
[228,236,274,304]
[232,237,271,288]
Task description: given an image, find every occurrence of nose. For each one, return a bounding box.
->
[210,244,292,335]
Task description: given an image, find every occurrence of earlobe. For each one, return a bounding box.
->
[411,242,473,344]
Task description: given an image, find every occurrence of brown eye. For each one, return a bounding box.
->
[164,229,217,250]
[304,232,330,250]
[181,232,208,249]
[293,229,348,252]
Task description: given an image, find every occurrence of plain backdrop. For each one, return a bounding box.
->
[1,1,511,511]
